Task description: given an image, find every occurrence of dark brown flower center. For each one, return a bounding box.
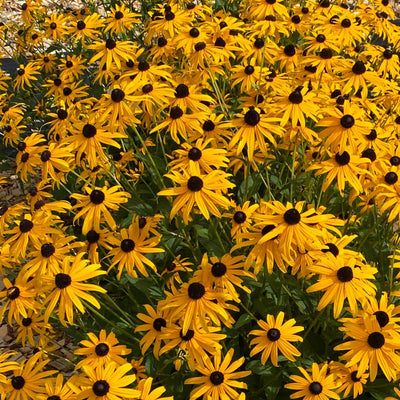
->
[55,273,72,289]
[374,311,389,327]
[233,211,246,224]
[7,286,20,300]
[93,380,110,396]
[340,115,355,128]
[188,147,202,161]
[187,176,203,191]
[11,376,25,390]
[111,89,125,102]
[210,371,224,385]
[211,262,227,277]
[267,328,281,341]
[244,109,260,126]
[188,282,205,299]
[385,172,398,184]
[90,189,105,204]
[82,124,97,138]
[153,318,167,331]
[337,266,353,282]
[87,230,100,243]
[367,332,385,348]
[335,151,350,165]
[95,343,109,356]
[180,329,195,341]
[20,219,33,232]
[309,382,323,395]
[121,239,135,252]
[284,208,301,225]
[41,243,55,257]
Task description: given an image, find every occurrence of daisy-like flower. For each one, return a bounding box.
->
[108,219,163,279]
[161,277,233,335]
[169,138,229,173]
[5,352,56,400]
[223,107,284,162]
[68,118,126,169]
[224,201,259,241]
[184,348,251,400]
[195,253,254,302]
[104,4,140,34]
[285,363,340,400]
[71,185,131,235]
[73,362,140,400]
[74,330,131,369]
[16,310,52,347]
[135,304,168,359]
[158,163,234,225]
[249,312,303,366]
[335,315,400,381]
[37,373,75,400]
[88,38,137,71]
[68,13,104,45]
[161,255,193,289]
[160,324,226,371]
[307,254,377,318]
[330,362,369,399]
[13,62,40,91]
[136,377,173,400]
[42,252,106,326]
[44,13,69,41]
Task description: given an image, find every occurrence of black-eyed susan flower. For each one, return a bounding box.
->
[73,362,140,400]
[285,363,340,400]
[249,312,303,366]
[135,304,168,359]
[13,62,40,91]
[161,255,193,289]
[330,362,369,399]
[184,348,251,400]
[5,352,56,400]
[37,373,75,400]
[335,315,400,381]
[68,13,104,45]
[44,13,69,41]
[16,310,52,347]
[104,4,140,35]
[74,330,131,369]
[108,219,163,279]
[160,324,226,371]
[72,185,130,235]
[158,163,234,224]
[42,252,106,326]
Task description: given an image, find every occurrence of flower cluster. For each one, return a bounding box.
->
[1,0,400,399]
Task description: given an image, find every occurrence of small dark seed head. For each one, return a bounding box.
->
[34,200,45,210]
[374,310,389,327]
[105,39,116,49]
[214,37,226,47]
[41,150,51,162]
[219,21,228,28]
[254,38,264,48]
[90,189,105,204]
[361,148,376,162]
[284,44,296,56]
[21,153,29,163]
[165,11,175,21]
[111,88,125,102]
[352,61,366,75]
[309,382,323,395]
[170,106,184,119]
[82,124,97,138]
[180,329,195,341]
[86,230,100,244]
[335,151,351,166]
[341,18,351,27]
[244,65,255,75]
[210,371,224,385]
[55,273,72,289]
[262,224,275,236]
[187,176,203,191]
[63,87,72,96]
[65,60,73,68]
[41,243,55,258]
[289,90,303,104]
[385,172,398,184]
[203,120,215,131]
[50,22,57,29]
[302,7,309,13]
[267,328,281,341]
[114,11,124,19]
[167,262,176,271]
[22,317,32,326]
[57,109,68,120]
[95,342,109,356]
[382,0,389,5]
[189,27,199,38]
[121,239,135,252]
[291,15,301,23]
[11,376,25,390]
[322,242,339,257]
[340,115,355,128]
[320,0,330,7]
[54,78,62,86]
[153,317,167,331]
[188,282,205,299]
[175,84,189,98]
[367,332,385,348]
[233,211,246,224]
[211,262,227,277]
[194,42,206,51]
[142,84,153,94]
[158,37,167,47]
[283,208,301,225]
[21,3,28,10]
[337,266,353,282]
[138,60,150,71]
[350,371,361,382]
[316,34,326,42]
[264,14,276,21]
[20,219,33,233]
[383,48,392,59]
[188,147,202,161]
[366,129,377,140]
[244,109,260,126]
[92,380,110,397]
[7,286,20,300]
[17,68,25,76]
[390,156,400,166]
[17,142,27,151]
[77,20,86,30]
[320,48,332,59]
